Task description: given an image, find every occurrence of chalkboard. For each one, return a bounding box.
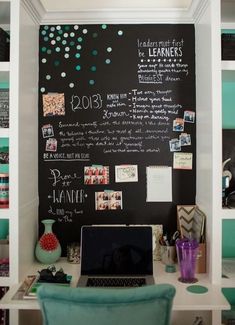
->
[39,24,196,254]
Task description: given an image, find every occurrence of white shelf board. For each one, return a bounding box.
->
[0,62,10,72]
[221,22,235,30]
[0,276,10,287]
[0,210,10,219]
[222,61,235,71]
[221,208,235,220]
[0,129,9,137]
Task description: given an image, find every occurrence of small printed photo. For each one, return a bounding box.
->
[43,93,65,117]
[95,191,123,211]
[184,110,195,123]
[42,124,54,138]
[95,192,109,210]
[173,118,184,132]
[169,138,181,152]
[84,166,109,185]
[115,165,138,183]
[179,133,191,146]
[45,138,57,152]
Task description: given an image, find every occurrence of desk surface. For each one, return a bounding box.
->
[0,259,230,311]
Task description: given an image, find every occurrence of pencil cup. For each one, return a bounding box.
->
[160,245,176,272]
[176,238,199,283]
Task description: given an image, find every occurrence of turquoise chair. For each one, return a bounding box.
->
[37,284,176,325]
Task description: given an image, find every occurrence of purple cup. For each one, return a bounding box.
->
[176,238,199,283]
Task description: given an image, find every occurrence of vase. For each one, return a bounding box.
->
[35,219,61,264]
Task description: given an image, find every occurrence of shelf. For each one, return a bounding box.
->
[222,61,235,71]
[0,210,10,219]
[221,22,235,30]
[0,129,9,137]
[0,276,10,287]
[221,208,235,220]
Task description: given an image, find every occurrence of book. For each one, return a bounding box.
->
[23,274,72,299]
[0,90,9,128]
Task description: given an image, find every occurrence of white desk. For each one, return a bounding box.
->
[0,259,230,312]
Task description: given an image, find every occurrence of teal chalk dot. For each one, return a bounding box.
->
[92,33,98,38]
[64,53,69,59]
[65,26,70,31]
[101,24,107,29]
[118,30,123,36]
[89,80,95,85]
[44,26,49,30]
[47,49,52,54]
[62,40,67,45]
[107,47,112,52]
[50,27,55,32]
[58,30,63,35]
[49,33,54,38]
[44,37,49,42]
[55,47,60,52]
[92,49,98,56]
[76,45,82,50]
[69,83,75,88]
[40,87,45,92]
[70,32,75,37]
[105,59,111,64]
[46,75,51,80]
[41,47,47,52]
[56,26,61,30]
[76,65,81,71]
[54,60,60,66]
[41,30,46,36]
[70,41,75,46]
[91,66,96,72]
[75,53,81,58]
[77,37,83,42]
[56,36,61,41]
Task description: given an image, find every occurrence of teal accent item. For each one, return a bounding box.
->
[0,219,9,239]
[37,284,176,325]
[165,265,176,273]
[186,285,208,294]
[35,219,61,264]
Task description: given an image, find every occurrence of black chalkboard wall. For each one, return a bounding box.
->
[39,24,196,254]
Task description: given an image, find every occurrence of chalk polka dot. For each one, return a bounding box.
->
[55,47,60,52]
[41,87,45,92]
[65,47,70,52]
[92,33,98,38]
[42,58,47,63]
[54,60,60,66]
[77,37,83,42]
[49,33,54,38]
[46,75,51,80]
[76,65,81,71]
[47,49,52,54]
[70,32,75,37]
[50,27,55,32]
[44,37,49,42]
[75,53,81,58]
[62,40,67,45]
[58,30,63,35]
[92,49,98,56]
[70,41,75,46]
[41,47,47,52]
[118,30,123,36]
[91,66,96,72]
[89,80,95,85]
[56,26,61,30]
[107,47,112,52]
[65,26,70,31]
[64,33,68,38]
[77,45,82,50]
[105,59,111,64]
[61,72,66,77]
[64,53,69,58]
[69,83,74,88]
[101,24,107,29]
[56,36,61,41]
[82,29,88,34]
[44,26,49,30]
[51,40,56,45]
[41,30,46,35]
[74,25,79,30]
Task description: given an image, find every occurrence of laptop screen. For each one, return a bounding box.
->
[80,226,153,276]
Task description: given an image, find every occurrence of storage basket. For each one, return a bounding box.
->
[0,28,10,61]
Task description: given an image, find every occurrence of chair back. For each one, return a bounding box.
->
[37,283,176,325]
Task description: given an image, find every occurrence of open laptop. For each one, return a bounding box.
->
[77,225,155,288]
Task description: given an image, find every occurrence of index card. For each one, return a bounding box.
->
[146,166,172,202]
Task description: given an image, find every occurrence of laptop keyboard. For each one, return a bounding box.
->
[87,277,146,287]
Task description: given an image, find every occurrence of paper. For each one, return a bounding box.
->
[115,165,138,182]
[146,166,172,202]
[173,152,193,170]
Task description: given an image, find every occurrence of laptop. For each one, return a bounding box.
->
[77,225,155,287]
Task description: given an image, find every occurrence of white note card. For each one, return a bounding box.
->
[146,166,172,202]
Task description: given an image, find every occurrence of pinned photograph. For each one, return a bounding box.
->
[84,166,109,185]
[42,124,54,138]
[169,139,181,152]
[115,165,138,183]
[45,138,57,152]
[184,110,195,123]
[43,93,65,117]
[179,133,191,146]
[173,118,184,132]
[95,191,123,211]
